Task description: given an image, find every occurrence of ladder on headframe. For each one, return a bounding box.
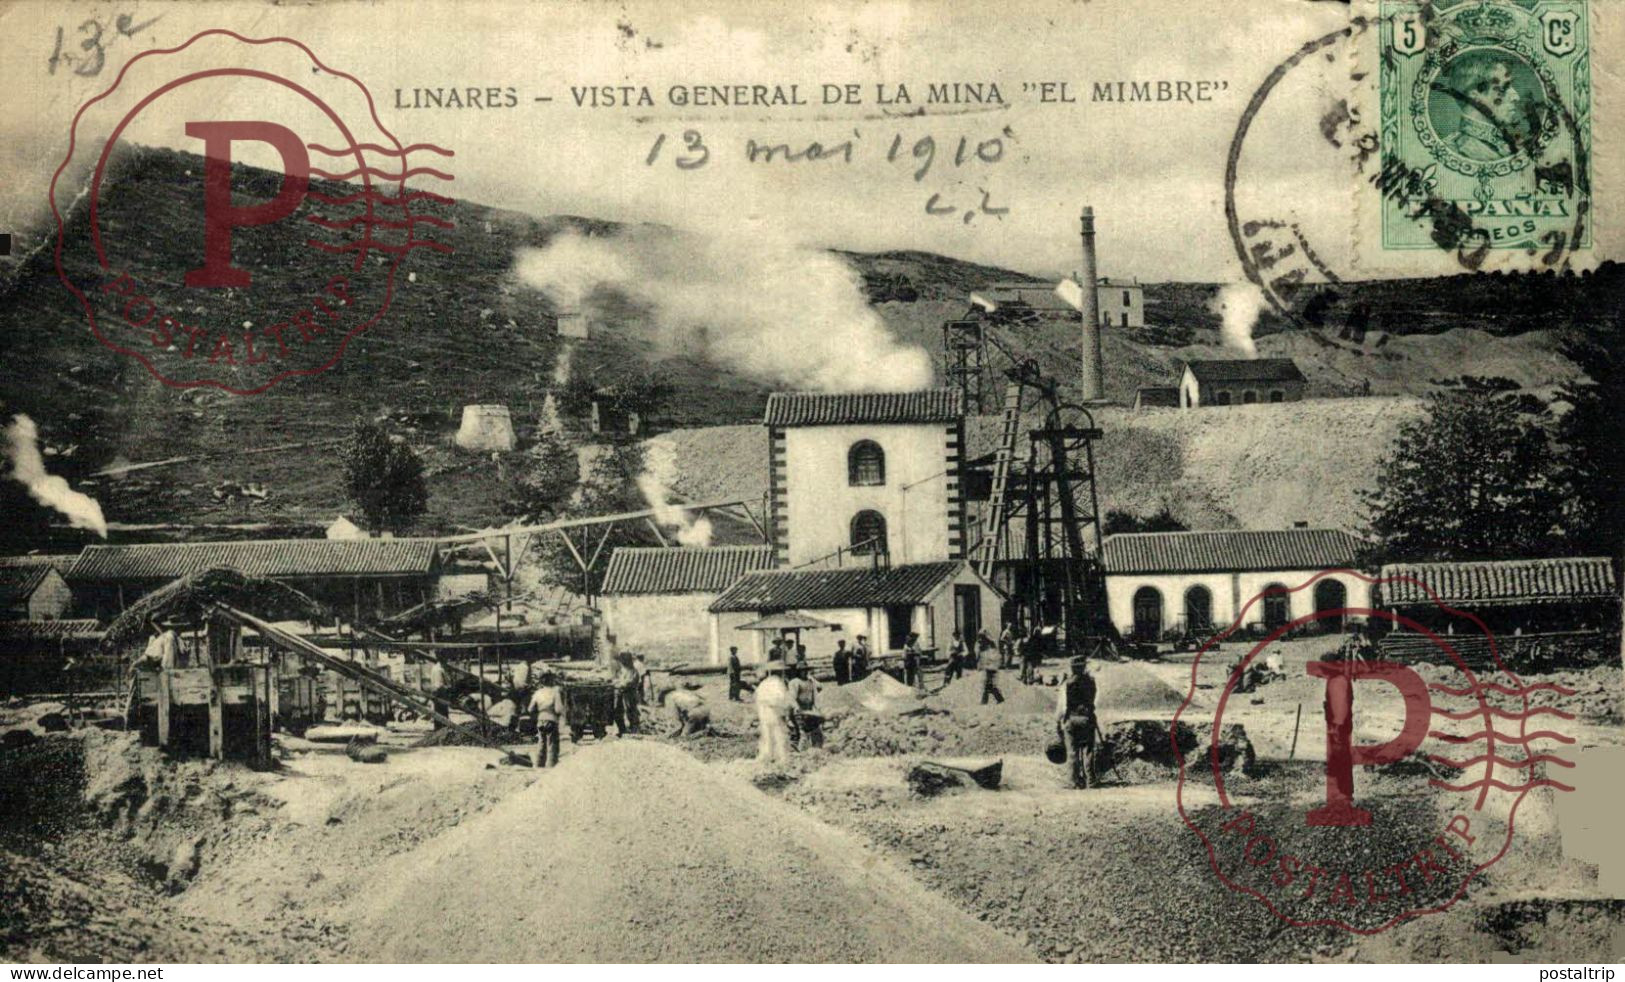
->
[974,380,1025,579]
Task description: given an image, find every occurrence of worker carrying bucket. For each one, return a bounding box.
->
[1053,654,1099,789]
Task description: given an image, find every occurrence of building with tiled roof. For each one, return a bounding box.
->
[707,559,1000,664]
[1375,556,1619,641]
[0,562,73,621]
[598,546,778,660]
[763,389,964,428]
[1102,528,1372,640]
[1178,358,1306,408]
[68,538,446,622]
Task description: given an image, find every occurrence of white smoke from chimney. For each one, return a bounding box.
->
[4,414,107,537]
[512,227,933,392]
[637,439,713,548]
[1212,282,1264,359]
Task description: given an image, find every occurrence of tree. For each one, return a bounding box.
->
[341,419,428,535]
[1553,333,1625,559]
[1103,507,1188,536]
[503,431,580,521]
[532,443,661,595]
[1362,391,1560,563]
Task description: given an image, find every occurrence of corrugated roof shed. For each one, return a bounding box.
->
[1104,529,1362,574]
[711,561,965,612]
[601,546,777,595]
[1183,358,1305,383]
[69,539,440,582]
[764,389,964,427]
[1380,557,1617,607]
[0,619,104,641]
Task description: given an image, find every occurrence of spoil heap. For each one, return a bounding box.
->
[930,675,1054,713]
[345,740,1035,962]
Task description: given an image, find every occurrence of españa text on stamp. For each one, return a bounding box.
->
[1376,0,1591,261]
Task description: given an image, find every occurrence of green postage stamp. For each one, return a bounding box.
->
[1374,0,1591,262]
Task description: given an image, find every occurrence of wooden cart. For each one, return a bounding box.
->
[560,678,615,743]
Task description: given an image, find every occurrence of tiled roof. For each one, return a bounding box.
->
[0,554,79,573]
[1183,358,1305,383]
[764,389,964,427]
[710,561,965,612]
[69,539,440,582]
[1104,529,1363,575]
[980,282,1076,313]
[0,619,104,641]
[601,546,777,595]
[1380,557,1617,607]
[0,566,55,605]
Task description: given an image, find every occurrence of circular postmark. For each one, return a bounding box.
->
[1223,3,1591,328]
[1174,570,1576,934]
[50,29,455,395]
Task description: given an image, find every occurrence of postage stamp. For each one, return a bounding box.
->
[1357,0,1593,272]
[1175,570,1577,933]
[50,29,456,395]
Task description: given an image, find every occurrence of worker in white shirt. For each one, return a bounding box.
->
[529,670,565,768]
[661,686,712,739]
[753,659,793,765]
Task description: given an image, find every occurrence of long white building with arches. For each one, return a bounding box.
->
[1101,528,1372,641]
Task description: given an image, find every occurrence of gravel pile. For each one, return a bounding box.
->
[930,675,1054,713]
[825,707,1052,758]
[345,740,1035,962]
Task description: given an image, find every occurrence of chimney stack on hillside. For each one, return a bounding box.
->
[1078,206,1104,402]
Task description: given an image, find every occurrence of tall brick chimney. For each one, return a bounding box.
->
[1079,206,1104,401]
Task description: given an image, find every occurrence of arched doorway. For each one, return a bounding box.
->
[1184,585,1213,634]
[1132,586,1163,640]
[1261,583,1291,631]
[1313,578,1347,632]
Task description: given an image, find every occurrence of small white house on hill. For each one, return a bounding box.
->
[599,545,777,661]
[1103,528,1369,640]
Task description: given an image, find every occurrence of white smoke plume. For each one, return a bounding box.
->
[638,439,713,548]
[1212,282,1264,359]
[512,227,933,392]
[5,414,107,537]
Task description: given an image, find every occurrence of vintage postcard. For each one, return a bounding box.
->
[0,0,1621,969]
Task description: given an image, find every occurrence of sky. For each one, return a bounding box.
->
[0,0,1391,282]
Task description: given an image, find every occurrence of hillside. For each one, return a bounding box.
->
[0,142,1605,550]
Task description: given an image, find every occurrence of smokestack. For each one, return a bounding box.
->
[1078,206,1103,402]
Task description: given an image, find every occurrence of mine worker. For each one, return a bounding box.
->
[976,630,1004,705]
[661,686,712,739]
[999,622,1019,669]
[902,633,923,690]
[788,668,823,750]
[852,635,871,681]
[613,651,641,736]
[1056,655,1099,789]
[832,639,851,686]
[754,658,793,765]
[506,659,533,734]
[794,643,809,678]
[1020,626,1044,685]
[529,669,565,768]
[727,646,745,701]
[144,618,184,669]
[633,653,652,703]
[426,658,451,730]
[942,631,965,686]
[61,655,81,727]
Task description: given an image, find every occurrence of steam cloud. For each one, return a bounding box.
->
[1212,282,1264,359]
[512,227,934,392]
[5,414,107,538]
[638,439,713,548]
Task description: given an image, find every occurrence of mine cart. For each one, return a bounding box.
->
[559,678,615,743]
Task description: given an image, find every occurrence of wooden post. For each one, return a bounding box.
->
[1288,702,1303,762]
[156,671,171,749]
[207,672,224,760]
[253,666,272,769]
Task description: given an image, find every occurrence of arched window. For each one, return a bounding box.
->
[848,440,885,486]
[1269,390,1285,403]
[1314,578,1348,632]
[1242,389,1258,405]
[1215,391,1232,406]
[851,510,888,555]
[1132,586,1163,640]
[1184,585,1213,633]
[1261,583,1291,630]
